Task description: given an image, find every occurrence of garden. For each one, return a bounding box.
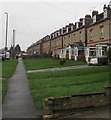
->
[27,66,110,109]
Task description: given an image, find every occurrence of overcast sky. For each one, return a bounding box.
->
[0,0,110,51]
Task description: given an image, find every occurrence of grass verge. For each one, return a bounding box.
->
[23,58,86,70]
[0,59,18,103]
[27,66,110,109]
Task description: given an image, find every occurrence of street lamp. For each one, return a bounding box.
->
[4,12,8,52]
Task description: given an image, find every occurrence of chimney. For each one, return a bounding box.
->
[70,23,74,31]
[103,4,107,10]
[63,26,67,33]
[85,15,91,19]
[66,25,69,33]
[79,18,84,23]
[75,22,79,29]
[92,10,98,17]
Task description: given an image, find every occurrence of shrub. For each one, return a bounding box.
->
[107,47,111,63]
[59,58,66,65]
[42,53,52,58]
[77,55,86,62]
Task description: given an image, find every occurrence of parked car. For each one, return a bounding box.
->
[89,57,108,66]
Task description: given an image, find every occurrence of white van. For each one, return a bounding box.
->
[6,52,10,59]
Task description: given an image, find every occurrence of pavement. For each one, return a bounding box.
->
[28,64,96,73]
[2,58,42,118]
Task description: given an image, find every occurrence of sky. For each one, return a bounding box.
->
[0,0,110,51]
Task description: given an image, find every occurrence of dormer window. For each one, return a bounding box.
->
[93,15,96,23]
[104,10,107,18]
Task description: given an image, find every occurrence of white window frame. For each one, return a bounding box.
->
[100,27,104,39]
[79,32,82,41]
[90,31,93,40]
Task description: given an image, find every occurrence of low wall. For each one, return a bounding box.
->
[43,86,111,119]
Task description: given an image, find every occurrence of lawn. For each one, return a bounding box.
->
[28,66,110,109]
[23,58,86,70]
[1,59,18,102]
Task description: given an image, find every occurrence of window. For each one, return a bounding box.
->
[79,32,82,41]
[100,27,104,39]
[90,30,93,40]
[102,46,107,56]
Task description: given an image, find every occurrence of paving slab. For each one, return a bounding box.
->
[2,58,41,118]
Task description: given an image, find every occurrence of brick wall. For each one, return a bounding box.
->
[87,20,110,46]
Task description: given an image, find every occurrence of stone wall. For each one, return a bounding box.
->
[43,86,111,118]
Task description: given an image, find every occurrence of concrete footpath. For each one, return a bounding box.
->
[2,58,41,118]
[28,64,95,73]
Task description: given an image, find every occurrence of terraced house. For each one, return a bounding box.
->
[27,2,111,63]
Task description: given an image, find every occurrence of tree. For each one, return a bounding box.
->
[15,44,21,55]
[9,45,14,58]
[107,47,111,64]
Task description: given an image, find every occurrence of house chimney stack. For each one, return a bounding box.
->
[79,18,84,23]
[85,15,91,19]
[92,10,98,17]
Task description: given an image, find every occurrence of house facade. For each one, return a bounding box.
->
[27,2,111,62]
[85,5,111,62]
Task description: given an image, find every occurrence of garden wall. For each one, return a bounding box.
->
[43,86,111,119]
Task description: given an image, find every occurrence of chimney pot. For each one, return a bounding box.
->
[92,10,98,17]
[79,18,84,22]
[85,15,91,19]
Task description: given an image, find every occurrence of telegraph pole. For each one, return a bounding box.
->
[13,30,15,59]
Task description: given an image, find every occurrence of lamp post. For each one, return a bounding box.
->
[12,30,15,59]
[4,12,8,56]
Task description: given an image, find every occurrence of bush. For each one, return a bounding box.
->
[107,47,111,63]
[42,52,52,58]
[59,58,66,65]
[77,55,86,62]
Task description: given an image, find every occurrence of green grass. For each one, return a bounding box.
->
[28,66,110,109]
[23,58,86,70]
[1,59,18,102]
